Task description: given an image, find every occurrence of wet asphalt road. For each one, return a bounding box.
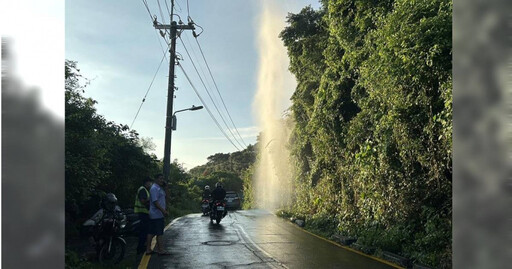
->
[146,209,398,269]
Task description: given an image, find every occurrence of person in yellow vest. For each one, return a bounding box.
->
[134,176,152,254]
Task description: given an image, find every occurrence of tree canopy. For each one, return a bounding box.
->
[189,145,256,196]
[279,1,452,267]
[65,60,161,227]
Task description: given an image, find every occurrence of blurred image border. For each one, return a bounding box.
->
[1,0,511,268]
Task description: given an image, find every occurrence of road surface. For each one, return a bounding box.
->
[142,209,400,269]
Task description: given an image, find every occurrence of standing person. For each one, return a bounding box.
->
[145,174,171,256]
[134,177,152,254]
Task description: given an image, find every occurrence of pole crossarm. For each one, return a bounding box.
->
[154,23,195,30]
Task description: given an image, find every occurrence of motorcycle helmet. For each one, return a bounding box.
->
[205,185,210,190]
[103,193,118,211]
[215,182,222,188]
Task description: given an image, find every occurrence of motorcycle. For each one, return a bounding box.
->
[210,200,226,224]
[82,194,127,265]
[201,199,210,216]
[120,208,141,237]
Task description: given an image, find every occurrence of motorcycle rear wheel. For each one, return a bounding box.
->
[99,237,125,265]
[216,214,222,224]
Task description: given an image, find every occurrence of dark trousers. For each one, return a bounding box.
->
[137,213,149,253]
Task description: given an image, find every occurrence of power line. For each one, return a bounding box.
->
[164,0,171,14]
[177,62,241,151]
[163,0,171,18]
[141,0,154,22]
[178,36,243,148]
[130,53,167,129]
[142,1,245,152]
[156,0,166,24]
[193,35,249,147]
[186,0,190,19]
[141,0,171,50]
[182,34,218,105]
[178,36,245,149]
[134,1,176,129]
[154,29,170,62]
[163,0,181,23]
[174,0,183,12]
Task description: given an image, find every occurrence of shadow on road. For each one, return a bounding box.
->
[208,222,226,231]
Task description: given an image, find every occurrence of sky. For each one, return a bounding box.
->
[1,1,64,118]
[65,0,320,170]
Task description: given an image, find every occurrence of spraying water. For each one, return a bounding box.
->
[253,1,296,210]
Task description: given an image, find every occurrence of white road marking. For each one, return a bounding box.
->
[234,221,289,269]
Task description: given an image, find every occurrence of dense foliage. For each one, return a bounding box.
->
[279,0,452,267]
[66,60,257,232]
[189,145,256,196]
[66,60,163,233]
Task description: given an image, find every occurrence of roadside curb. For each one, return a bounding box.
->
[274,213,405,269]
[137,216,183,269]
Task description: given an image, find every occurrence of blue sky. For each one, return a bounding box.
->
[66,0,320,169]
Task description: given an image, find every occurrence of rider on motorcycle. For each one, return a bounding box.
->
[102,193,122,218]
[202,185,211,200]
[201,185,212,215]
[210,182,227,217]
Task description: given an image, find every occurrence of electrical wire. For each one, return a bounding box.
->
[186,0,190,20]
[142,0,171,48]
[130,52,168,129]
[177,62,241,151]
[163,0,171,18]
[156,0,166,24]
[193,35,249,147]
[183,34,217,104]
[184,33,247,149]
[154,30,170,63]
[174,0,183,12]
[178,36,246,149]
[141,0,154,22]
[141,0,245,150]
[134,0,176,129]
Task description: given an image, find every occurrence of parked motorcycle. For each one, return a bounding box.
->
[210,200,226,224]
[201,199,210,216]
[120,208,141,237]
[82,193,127,265]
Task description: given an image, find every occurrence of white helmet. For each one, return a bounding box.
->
[205,185,210,190]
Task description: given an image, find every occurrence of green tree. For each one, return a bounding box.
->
[65,60,108,218]
[65,60,160,226]
[279,1,452,267]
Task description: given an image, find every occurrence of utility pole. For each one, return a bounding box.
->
[154,0,195,182]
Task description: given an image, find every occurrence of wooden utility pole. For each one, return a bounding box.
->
[154,0,195,182]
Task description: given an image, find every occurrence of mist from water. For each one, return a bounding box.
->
[252,1,296,210]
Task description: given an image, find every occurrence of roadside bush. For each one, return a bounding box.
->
[275,209,293,219]
[355,224,412,255]
[406,209,452,268]
[65,250,92,269]
[241,165,255,209]
[305,213,338,238]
